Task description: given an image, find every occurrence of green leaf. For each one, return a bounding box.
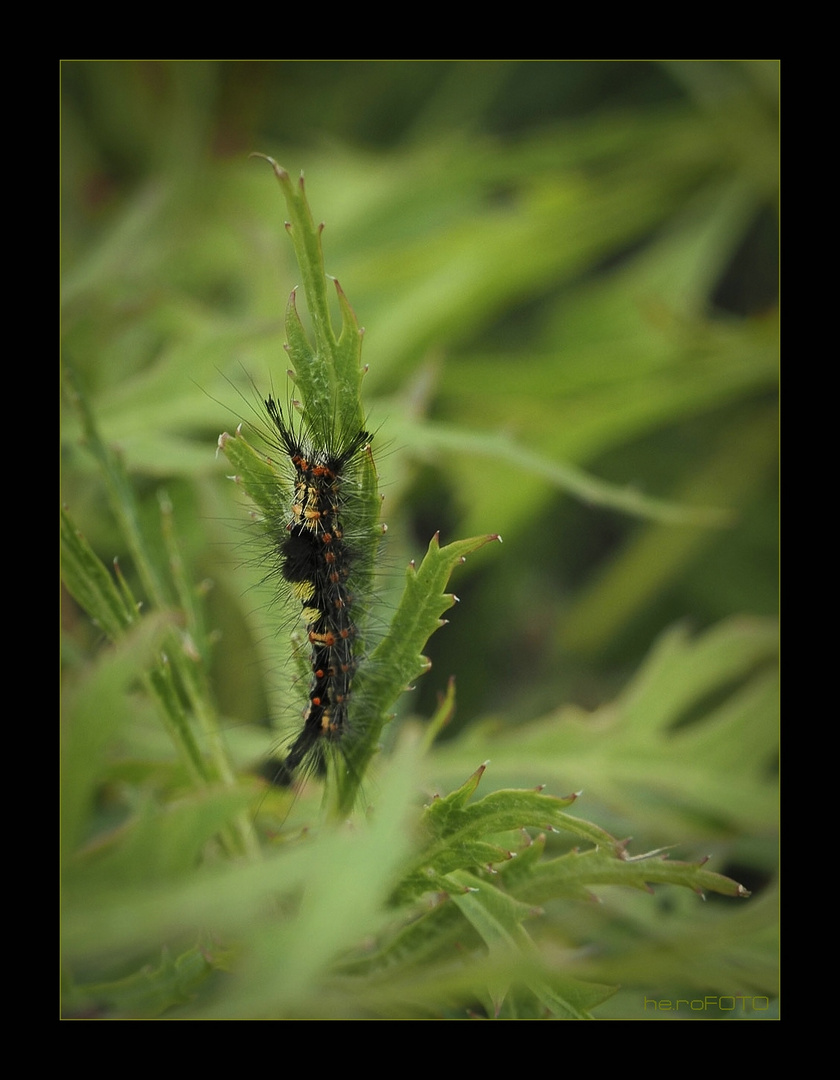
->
[61,613,175,867]
[216,426,289,527]
[252,155,368,444]
[63,943,227,1019]
[510,845,750,906]
[337,533,502,811]
[66,785,258,890]
[60,505,137,641]
[433,616,779,840]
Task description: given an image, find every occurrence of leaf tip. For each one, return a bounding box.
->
[249,152,289,183]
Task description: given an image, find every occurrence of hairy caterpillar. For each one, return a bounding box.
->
[253,393,377,786]
[220,157,499,807]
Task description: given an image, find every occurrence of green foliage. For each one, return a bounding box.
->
[61,62,778,1019]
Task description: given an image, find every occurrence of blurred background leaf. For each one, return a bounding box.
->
[60,60,778,1018]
